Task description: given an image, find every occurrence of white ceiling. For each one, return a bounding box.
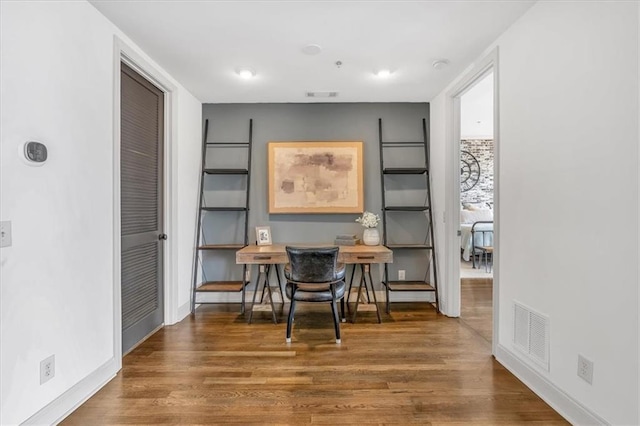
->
[89,1,534,104]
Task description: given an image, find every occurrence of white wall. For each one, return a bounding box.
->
[176,95,203,315]
[0,2,201,424]
[429,100,447,312]
[460,72,494,139]
[432,2,639,424]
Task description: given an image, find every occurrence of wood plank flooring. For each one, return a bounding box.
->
[63,301,567,425]
[460,278,493,343]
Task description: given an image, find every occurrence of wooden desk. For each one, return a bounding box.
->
[236,244,393,323]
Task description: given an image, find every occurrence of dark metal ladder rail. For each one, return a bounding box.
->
[191,119,253,314]
[378,116,440,313]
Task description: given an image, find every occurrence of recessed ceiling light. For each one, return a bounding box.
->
[302,44,322,55]
[236,68,256,79]
[432,59,449,70]
[375,69,392,78]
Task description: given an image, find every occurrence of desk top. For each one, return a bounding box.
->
[236,244,393,265]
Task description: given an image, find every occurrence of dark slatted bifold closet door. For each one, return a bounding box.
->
[120,62,165,354]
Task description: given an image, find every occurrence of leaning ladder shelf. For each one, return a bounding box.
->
[378,117,440,313]
[191,119,253,314]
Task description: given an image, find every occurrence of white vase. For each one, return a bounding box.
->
[362,228,380,246]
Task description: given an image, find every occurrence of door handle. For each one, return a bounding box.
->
[158,234,168,240]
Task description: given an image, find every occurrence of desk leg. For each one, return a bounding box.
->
[366,265,382,324]
[351,268,365,323]
[241,265,247,315]
[272,264,285,305]
[345,265,356,320]
[248,265,279,325]
[351,265,371,303]
[248,265,266,324]
[264,264,278,324]
[351,264,382,324]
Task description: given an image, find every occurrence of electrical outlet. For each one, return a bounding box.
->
[398,270,406,281]
[577,354,593,384]
[40,355,55,384]
[0,221,12,248]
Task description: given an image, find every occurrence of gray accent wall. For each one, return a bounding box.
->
[201,103,430,288]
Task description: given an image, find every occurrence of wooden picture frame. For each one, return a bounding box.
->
[255,226,272,246]
[268,141,364,214]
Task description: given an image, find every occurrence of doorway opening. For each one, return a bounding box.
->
[443,47,498,353]
[458,71,494,343]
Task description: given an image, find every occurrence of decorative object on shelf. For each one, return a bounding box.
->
[356,211,380,228]
[362,228,380,246]
[460,150,481,192]
[255,226,272,246]
[356,211,381,246]
[268,141,364,214]
[334,234,360,246]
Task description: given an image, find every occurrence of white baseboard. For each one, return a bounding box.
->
[175,301,192,323]
[23,357,118,425]
[495,344,608,425]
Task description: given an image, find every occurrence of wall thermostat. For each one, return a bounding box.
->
[21,141,48,166]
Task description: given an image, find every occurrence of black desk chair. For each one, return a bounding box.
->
[284,246,346,343]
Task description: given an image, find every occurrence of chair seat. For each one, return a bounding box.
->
[284,262,346,281]
[286,280,346,302]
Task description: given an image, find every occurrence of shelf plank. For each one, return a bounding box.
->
[383,167,428,175]
[201,207,248,212]
[204,168,249,175]
[381,141,425,146]
[386,244,433,250]
[205,141,250,146]
[383,206,429,211]
[198,244,245,250]
[383,281,436,292]
[196,281,246,292]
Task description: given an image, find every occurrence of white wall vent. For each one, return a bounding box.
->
[305,91,339,98]
[513,301,550,371]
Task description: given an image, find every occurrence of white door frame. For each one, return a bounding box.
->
[443,47,499,354]
[112,36,179,367]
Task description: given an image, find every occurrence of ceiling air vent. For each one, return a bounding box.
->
[305,91,339,98]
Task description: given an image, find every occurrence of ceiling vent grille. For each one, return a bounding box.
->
[305,91,339,98]
[513,301,550,371]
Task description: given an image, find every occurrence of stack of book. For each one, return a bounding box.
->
[334,234,360,246]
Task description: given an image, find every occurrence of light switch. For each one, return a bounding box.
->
[1,221,12,247]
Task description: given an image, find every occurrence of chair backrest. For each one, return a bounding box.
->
[285,246,339,283]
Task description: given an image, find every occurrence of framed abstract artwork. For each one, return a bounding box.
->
[268,141,364,214]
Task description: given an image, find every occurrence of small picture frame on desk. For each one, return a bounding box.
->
[255,226,272,246]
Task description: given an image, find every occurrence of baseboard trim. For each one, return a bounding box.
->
[176,301,191,323]
[495,344,608,425]
[23,357,119,425]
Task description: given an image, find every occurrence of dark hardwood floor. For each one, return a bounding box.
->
[63,299,567,425]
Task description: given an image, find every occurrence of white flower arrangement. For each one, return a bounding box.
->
[355,211,381,228]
